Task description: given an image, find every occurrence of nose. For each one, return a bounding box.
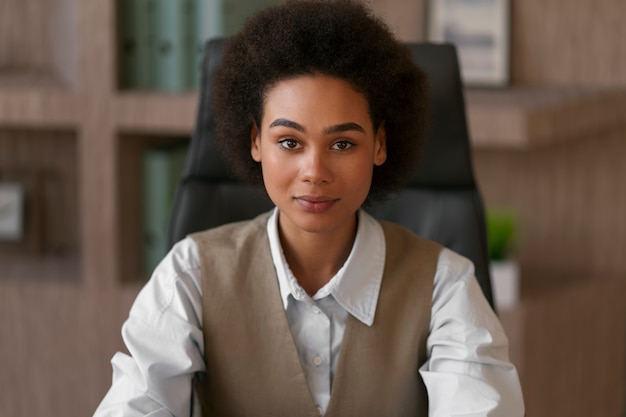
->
[300,149,333,185]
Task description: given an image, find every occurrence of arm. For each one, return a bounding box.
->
[419,248,525,417]
[94,239,205,417]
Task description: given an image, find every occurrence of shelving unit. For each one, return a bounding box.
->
[1,3,198,413]
[0,1,199,287]
[0,0,190,287]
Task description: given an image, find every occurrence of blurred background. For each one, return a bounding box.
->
[0,0,625,416]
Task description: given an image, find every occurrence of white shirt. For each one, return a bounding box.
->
[94,209,524,417]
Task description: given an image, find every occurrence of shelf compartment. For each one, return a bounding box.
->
[117,133,190,283]
[0,128,80,281]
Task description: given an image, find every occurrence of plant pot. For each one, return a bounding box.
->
[490,260,520,311]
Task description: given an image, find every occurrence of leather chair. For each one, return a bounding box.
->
[167,39,495,308]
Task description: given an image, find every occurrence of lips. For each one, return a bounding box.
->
[294,195,338,213]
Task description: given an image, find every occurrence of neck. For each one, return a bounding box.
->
[278,213,358,296]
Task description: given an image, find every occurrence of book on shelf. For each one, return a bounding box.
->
[151,0,195,91]
[142,143,188,277]
[118,0,153,89]
[221,0,278,37]
[118,0,195,91]
[192,0,222,88]
[118,0,280,91]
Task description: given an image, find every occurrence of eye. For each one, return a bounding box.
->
[331,140,354,151]
[278,138,302,150]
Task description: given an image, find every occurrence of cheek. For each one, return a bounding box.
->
[260,153,294,190]
[342,159,375,188]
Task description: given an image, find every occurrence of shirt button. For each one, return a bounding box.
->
[311,306,321,314]
[312,356,323,366]
[315,406,323,416]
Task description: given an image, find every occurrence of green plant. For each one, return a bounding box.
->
[486,209,517,261]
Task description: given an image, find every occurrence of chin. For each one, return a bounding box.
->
[284,208,357,235]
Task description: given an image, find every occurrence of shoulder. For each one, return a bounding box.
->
[431,248,501,329]
[435,247,475,284]
[129,236,204,326]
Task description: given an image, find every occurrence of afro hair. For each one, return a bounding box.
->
[212,0,429,201]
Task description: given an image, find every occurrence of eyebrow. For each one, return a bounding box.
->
[269,118,306,132]
[268,118,366,135]
[324,122,366,135]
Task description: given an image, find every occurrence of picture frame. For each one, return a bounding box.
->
[426,0,510,87]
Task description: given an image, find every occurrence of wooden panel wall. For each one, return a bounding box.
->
[0,0,50,70]
[369,0,426,42]
[500,273,626,417]
[0,283,140,416]
[510,0,626,86]
[473,124,626,275]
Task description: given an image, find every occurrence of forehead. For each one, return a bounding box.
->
[261,74,373,127]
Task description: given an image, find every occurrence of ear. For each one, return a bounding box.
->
[373,123,387,166]
[250,122,262,162]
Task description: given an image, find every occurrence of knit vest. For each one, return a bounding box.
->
[191,212,441,417]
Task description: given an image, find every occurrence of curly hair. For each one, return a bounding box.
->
[212,0,429,201]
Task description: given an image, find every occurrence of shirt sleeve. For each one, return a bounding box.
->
[419,248,525,417]
[93,238,206,417]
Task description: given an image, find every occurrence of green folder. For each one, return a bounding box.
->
[118,0,153,89]
[151,0,194,91]
[192,0,223,88]
[142,144,188,276]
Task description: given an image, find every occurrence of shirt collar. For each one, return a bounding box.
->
[267,207,386,326]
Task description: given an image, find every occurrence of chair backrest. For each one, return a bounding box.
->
[168,39,494,308]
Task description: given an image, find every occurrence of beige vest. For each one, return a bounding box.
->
[191,212,441,417]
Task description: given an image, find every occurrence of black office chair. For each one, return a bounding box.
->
[168,39,494,308]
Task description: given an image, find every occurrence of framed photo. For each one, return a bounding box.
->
[426,0,510,87]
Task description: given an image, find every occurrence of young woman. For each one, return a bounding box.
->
[95,1,524,416]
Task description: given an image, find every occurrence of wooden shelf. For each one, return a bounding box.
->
[466,86,626,149]
[0,70,72,89]
[115,92,199,135]
[0,252,81,282]
[0,88,79,129]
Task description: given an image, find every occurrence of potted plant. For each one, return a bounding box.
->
[486,208,520,310]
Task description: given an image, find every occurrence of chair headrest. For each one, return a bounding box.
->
[405,43,475,188]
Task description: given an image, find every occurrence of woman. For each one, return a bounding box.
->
[95,1,524,416]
